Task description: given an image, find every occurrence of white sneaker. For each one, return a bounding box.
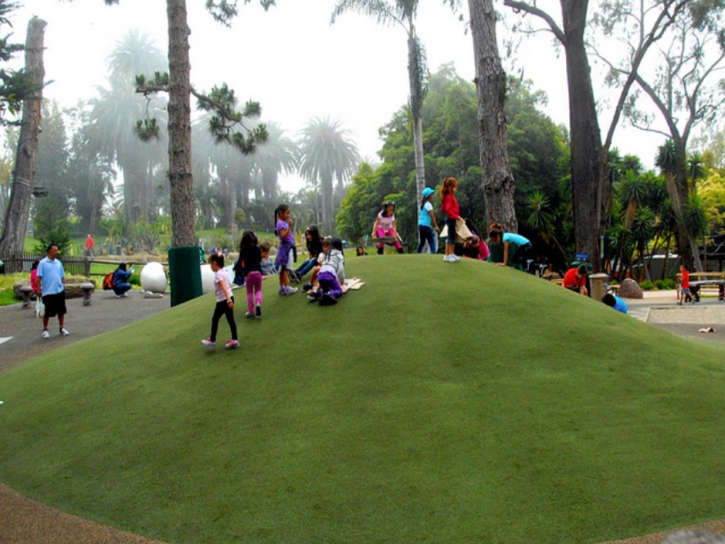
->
[449,254,461,262]
[42,329,50,339]
[59,328,69,336]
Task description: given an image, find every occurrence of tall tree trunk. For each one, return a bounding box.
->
[562,0,604,271]
[467,0,517,232]
[0,17,46,268]
[167,0,195,248]
[407,34,426,209]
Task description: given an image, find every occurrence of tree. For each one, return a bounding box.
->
[502,0,695,271]
[298,116,359,234]
[466,0,517,232]
[0,0,37,124]
[0,17,46,266]
[331,0,428,207]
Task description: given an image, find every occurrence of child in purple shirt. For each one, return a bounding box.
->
[274,203,298,296]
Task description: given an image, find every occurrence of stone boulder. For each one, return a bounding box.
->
[618,277,643,299]
[13,279,96,300]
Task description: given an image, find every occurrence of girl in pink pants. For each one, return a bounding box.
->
[372,202,403,254]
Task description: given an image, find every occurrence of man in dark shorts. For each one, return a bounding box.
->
[37,244,69,339]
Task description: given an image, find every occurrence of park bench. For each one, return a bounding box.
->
[688,279,724,302]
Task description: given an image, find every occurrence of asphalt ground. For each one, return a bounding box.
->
[1,287,725,543]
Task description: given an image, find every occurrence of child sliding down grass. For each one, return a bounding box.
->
[202,253,240,350]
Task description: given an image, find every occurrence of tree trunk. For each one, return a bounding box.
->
[562,0,604,271]
[0,17,46,268]
[467,0,517,232]
[166,0,195,248]
[407,34,426,210]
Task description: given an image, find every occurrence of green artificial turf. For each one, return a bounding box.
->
[1,256,725,543]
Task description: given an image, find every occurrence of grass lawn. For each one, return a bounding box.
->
[1,256,724,543]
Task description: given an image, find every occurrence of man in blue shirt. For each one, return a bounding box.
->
[37,244,69,339]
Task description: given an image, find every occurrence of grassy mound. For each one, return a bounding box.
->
[1,255,724,543]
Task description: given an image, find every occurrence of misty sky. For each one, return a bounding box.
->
[10,0,664,191]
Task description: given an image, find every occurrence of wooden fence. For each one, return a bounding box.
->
[0,251,91,276]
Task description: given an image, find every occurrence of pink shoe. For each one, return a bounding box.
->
[225,339,240,350]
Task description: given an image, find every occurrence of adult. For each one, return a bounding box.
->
[112,263,134,298]
[84,234,95,257]
[562,264,589,296]
[37,244,69,339]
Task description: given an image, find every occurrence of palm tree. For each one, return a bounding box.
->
[88,30,168,224]
[331,0,427,206]
[255,122,299,203]
[298,117,359,233]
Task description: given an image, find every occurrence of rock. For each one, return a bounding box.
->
[140,262,168,294]
[662,531,725,543]
[618,278,643,299]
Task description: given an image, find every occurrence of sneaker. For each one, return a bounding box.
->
[255,303,262,317]
[319,293,338,306]
[201,339,216,349]
[282,286,298,296]
[245,311,255,319]
[443,255,449,262]
[225,339,240,350]
[449,254,461,262]
[302,283,312,292]
[307,291,320,302]
[42,329,50,339]
[59,328,69,336]
[289,270,300,283]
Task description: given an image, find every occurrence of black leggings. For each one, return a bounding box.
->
[209,298,237,342]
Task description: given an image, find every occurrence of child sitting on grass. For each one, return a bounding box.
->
[259,241,275,277]
[307,236,345,306]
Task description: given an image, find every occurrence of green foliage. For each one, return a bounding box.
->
[32,227,71,256]
[2,258,725,542]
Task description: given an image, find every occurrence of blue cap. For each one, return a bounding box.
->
[422,187,435,198]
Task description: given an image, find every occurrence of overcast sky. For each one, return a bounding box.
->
[10,0,664,192]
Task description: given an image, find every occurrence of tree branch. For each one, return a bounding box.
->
[503,0,565,43]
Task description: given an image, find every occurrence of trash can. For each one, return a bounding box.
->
[168,246,203,307]
[589,273,610,302]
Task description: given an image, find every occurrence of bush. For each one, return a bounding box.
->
[656,278,676,290]
[639,280,656,291]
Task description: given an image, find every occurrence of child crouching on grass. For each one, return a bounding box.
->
[307,236,345,306]
[202,253,240,350]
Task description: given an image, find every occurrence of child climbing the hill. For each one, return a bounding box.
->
[274,203,298,296]
[202,253,239,350]
[239,230,264,319]
[440,177,461,263]
[307,236,345,306]
[372,201,404,255]
[417,187,440,254]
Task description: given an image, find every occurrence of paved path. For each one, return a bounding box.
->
[1,288,725,543]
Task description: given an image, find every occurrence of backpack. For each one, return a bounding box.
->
[102,272,116,291]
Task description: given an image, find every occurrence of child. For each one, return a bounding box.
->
[308,236,345,306]
[30,260,43,318]
[487,227,531,269]
[294,225,324,281]
[417,187,440,254]
[677,264,690,305]
[259,241,275,277]
[562,264,589,296]
[201,253,240,350]
[372,201,404,255]
[274,203,298,296]
[440,177,461,262]
[239,230,264,319]
[462,235,490,260]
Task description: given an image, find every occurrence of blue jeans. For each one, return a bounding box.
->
[295,257,317,279]
[417,226,437,254]
[445,217,457,245]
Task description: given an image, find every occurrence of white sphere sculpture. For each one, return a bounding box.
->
[200,263,215,294]
[140,262,168,294]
